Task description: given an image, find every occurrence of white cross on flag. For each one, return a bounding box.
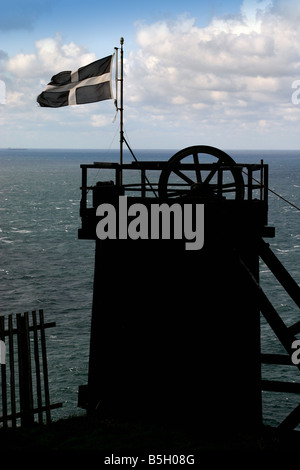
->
[37,55,113,107]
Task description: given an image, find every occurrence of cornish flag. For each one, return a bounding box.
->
[37,55,113,107]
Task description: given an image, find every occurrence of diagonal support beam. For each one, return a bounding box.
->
[259,239,300,309]
[239,257,299,369]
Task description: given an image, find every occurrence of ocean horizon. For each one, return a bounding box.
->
[0,147,299,428]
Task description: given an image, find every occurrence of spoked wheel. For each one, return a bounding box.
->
[158,145,244,200]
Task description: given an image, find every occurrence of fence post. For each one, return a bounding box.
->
[8,314,17,428]
[17,313,34,427]
[0,311,62,428]
[0,316,7,429]
[39,310,51,424]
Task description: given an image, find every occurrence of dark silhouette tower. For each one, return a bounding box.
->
[79,145,297,435]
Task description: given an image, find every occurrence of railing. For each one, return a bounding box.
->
[78,160,271,241]
[0,310,62,428]
[79,160,268,213]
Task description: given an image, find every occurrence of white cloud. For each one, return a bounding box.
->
[6,90,24,106]
[7,53,39,77]
[2,0,300,149]
[6,34,96,83]
[35,35,96,75]
[91,114,112,127]
[125,0,300,143]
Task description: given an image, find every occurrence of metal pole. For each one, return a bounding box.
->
[119,37,124,186]
[114,47,118,112]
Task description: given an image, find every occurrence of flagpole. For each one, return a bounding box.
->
[114,46,118,112]
[119,37,124,186]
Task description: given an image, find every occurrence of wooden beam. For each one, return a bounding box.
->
[261,380,300,393]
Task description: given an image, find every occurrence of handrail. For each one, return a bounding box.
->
[80,160,268,207]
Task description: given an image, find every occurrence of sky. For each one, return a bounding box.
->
[0,0,300,150]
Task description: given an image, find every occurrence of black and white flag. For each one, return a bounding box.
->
[37,55,113,107]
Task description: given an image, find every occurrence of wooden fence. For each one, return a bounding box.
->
[0,310,62,428]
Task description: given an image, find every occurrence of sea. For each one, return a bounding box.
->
[0,147,299,429]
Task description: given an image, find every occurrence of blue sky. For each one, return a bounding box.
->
[0,0,300,149]
[0,0,242,54]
